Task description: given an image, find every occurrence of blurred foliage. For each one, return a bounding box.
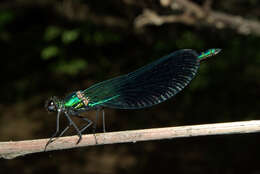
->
[62,29,79,44]
[0,10,14,28]
[83,31,122,45]
[54,59,87,75]
[41,45,59,59]
[44,26,61,42]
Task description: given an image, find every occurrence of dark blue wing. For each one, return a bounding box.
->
[83,49,200,109]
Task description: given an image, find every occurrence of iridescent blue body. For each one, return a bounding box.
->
[45,48,221,149]
[198,48,220,59]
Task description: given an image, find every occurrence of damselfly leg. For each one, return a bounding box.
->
[45,111,95,150]
[102,109,106,133]
[64,112,82,144]
[75,115,93,133]
[59,114,93,136]
[45,111,61,150]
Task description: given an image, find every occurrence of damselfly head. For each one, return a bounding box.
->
[45,96,59,112]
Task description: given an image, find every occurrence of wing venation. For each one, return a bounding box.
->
[83,49,200,109]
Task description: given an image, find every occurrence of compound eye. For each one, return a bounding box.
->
[47,100,56,112]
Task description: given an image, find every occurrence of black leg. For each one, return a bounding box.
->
[76,113,98,145]
[58,122,72,137]
[75,115,93,134]
[64,112,82,144]
[102,109,106,133]
[45,111,61,151]
[58,114,93,137]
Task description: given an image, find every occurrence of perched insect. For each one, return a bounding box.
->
[45,48,221,148]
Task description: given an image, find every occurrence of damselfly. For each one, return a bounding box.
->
[45,48,221,148]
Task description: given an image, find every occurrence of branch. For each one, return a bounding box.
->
[1,120,260,159]
[134,9,196,28]
[0,0,129,28]
[2,0,260,35]
[54,0,129,28]
[135,0,260,36]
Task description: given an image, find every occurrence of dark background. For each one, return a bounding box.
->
[1,0,260,173]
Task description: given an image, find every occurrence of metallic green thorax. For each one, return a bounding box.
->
[64,95,80,107]
[64,93,85,110]
[63,92,120,110]
[198,48,221,61]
